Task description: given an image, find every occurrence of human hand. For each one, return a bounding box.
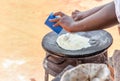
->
[72,10,87,21]
[49,11,75,32]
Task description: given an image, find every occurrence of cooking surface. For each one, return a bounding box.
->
[42,30,113,57]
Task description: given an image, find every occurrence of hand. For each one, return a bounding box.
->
[72,10,87,21]
[49,11,75,32]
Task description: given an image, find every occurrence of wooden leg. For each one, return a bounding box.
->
[107,64,114,81]
[118,25,120,35]
[45,70,49,81]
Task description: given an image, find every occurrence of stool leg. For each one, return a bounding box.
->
[45,70,49,81]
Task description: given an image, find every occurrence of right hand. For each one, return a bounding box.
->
[49,12,75,32]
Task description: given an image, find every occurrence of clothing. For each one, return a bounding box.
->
[114,0,120,23]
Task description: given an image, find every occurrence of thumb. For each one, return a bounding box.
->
[74,17,78,21]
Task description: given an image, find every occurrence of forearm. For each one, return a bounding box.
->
[69,2,118,32]
[83,2,109,18]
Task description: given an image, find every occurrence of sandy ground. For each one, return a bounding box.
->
[0,0,120,81]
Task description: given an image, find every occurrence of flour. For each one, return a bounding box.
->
[60,64,111,81]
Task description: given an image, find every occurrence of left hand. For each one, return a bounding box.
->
[72,10,87,21]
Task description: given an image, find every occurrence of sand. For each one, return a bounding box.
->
[0,0,119,81]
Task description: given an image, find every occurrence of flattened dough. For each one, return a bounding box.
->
[56,33,91,50]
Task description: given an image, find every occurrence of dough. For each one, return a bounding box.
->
[60,63,111,81]
[56,33,91,50]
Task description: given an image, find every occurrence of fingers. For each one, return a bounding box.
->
[71,10,84,21]
[74,10,80,13]
[49,12,66,27]
[72,10,81,20]
[72,10,80,15]
[72,10,80,14]
[53,22,60,27]
[49,17,60,22]
[49,17,61,27]
[54,11,66,17]
[74,17,78,21]
[72,14,79,21]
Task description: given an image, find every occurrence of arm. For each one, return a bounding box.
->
[69,1,119,32]
[72,3,110,20]
[50,2,119,32]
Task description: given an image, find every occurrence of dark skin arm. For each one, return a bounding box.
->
[72,2,110,21]
[50,1,119,32]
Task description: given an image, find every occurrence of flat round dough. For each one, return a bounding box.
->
[56,33,91,50]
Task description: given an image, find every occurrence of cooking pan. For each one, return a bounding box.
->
[42,30,113,58]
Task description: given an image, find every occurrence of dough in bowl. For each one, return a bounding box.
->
[56,33,91,50]
[60,63,111,81]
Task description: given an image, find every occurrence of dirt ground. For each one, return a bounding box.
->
[0,0,120,81]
